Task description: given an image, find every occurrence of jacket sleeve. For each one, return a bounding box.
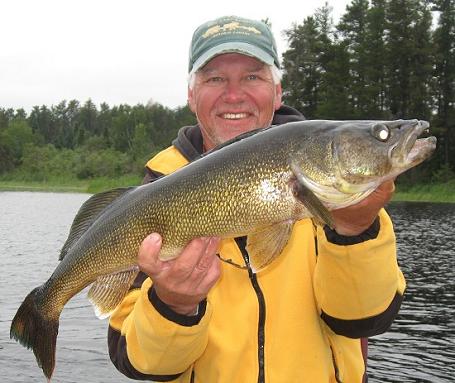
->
[108,276,212,380]
[313,208,406,338]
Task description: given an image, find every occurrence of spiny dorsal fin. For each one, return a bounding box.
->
[88,266,140,319]
[290,162,335,229]
[59,187,135,260]
[246,221,293,273]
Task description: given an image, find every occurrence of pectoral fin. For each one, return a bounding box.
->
[290,162,335,229]
[246,221,293,273]
[88,266,139,319]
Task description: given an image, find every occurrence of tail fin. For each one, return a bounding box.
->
[10,286,59,381]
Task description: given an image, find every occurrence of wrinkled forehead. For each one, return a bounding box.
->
[199,53,267,74]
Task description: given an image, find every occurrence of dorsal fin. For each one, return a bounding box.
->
[59,187,135,260]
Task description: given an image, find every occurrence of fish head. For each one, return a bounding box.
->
[291,119,437,207]
[331,119,437,193]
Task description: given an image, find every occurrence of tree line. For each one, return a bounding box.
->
[0,101,196,181]
[282,0,455,183]
[1,0,454,184]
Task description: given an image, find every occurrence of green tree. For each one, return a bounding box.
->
[337,0,371,116]
[0,108,14,131]
[408,1,434,119]
[76,99,98,145]
[28,105,55,144]
[130,122,153,160]
[432,0,455,175]
[316,39,354,118]
[110,105,134,152]
[0,119,36,171]
[282,16,326,117]
[385,0,426,118]
[364,0,389,117]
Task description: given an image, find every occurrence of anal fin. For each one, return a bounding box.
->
[88,266,139,319]
[246,221,293,273]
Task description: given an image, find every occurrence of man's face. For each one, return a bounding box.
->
[188,53,282,150]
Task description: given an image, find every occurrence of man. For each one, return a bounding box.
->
[108,15,405,382]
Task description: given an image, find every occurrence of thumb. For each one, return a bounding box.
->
[138,233,164,275]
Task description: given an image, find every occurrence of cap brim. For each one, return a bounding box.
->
[190,42,275,75]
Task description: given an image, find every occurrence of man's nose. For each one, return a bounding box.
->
[222,81,245,103]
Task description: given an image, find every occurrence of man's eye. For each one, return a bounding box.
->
[206,76,224,83]
[246,74,259,80]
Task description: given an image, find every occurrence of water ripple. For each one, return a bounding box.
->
[1,194,454,382]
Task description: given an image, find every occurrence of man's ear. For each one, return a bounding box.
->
[188,87,196,113]
[274,83,282,110]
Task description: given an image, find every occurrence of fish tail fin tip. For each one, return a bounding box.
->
[10,286,59,380]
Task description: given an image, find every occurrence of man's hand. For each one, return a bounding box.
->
[138,234,221,315]
[331,180,395,236]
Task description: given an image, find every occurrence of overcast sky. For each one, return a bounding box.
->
[1,0,351,112]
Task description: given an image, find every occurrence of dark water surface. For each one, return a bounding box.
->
[0,192,454,382]
[368,202,455,382]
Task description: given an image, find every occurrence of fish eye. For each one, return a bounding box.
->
[372,123,390,142]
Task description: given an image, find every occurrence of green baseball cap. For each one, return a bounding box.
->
[188,15,280,74]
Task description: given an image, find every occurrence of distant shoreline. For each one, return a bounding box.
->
[0,178,453,203]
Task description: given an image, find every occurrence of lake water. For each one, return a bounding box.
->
[0,192,454,383]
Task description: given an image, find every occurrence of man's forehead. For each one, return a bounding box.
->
[200,54,267,73]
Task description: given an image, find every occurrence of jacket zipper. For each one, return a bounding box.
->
[235,237,266,383]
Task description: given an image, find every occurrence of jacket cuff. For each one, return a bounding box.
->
[323,216,380,245]
[321,291,404,338]
[149,286,207,326]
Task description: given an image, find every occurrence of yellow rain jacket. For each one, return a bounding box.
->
[108,116,406,383]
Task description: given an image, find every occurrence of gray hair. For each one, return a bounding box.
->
[188,64,282,90]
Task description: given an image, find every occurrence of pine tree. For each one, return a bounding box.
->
[408,1,434,119]
[432,0,455,174]
[364,0,389,117]
[385,0,419,117]
[338,0,371,116]
[282,16,325,117]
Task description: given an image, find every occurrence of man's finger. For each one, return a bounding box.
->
[137,233,165,274]
[194,237,221,271]
[170,237,213,277]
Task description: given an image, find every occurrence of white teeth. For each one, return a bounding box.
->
[222,113,248,119]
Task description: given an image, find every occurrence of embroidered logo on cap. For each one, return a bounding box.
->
[202,21,261,39]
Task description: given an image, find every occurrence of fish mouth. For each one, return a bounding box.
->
[390,120,437,168]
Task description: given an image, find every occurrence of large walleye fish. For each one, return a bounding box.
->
[11,119,435,380]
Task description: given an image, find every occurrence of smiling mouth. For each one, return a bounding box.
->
[220,113,249,120]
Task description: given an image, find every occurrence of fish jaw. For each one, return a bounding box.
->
[389,120,437,172]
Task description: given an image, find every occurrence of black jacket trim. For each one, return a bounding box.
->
[143,168,165,184]
[323,217,380,246]
[130,271,149,290]
[321,291,404,338]
[235,237,267,383]
[149,286,207,326]
[108,327,184,381]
